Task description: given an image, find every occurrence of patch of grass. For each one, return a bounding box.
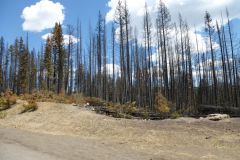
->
[21,100,38,114]
[0,91,17,111]
[170,112,181,119]
[0,111,7,119]
[6,94,17,106]
[84,97,105,106]
[20,91,77,104]
[94,101,149,119]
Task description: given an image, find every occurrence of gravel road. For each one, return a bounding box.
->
[0,127,154,160]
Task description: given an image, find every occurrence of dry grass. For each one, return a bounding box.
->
[20,100,38,113]
[19,92,150,119]
[83,97,105,106]
[154,93,170,114]
[0,91,17,111]
[106,102,140,116]
[0,111,7,119]
[6,91,177,120]
[20,91,78,104]
[0,101,239,160]
[170,111,181,119]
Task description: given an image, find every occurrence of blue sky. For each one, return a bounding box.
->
[0,0,108,50]
[0,0,240,52]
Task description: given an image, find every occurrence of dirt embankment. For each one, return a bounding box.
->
[0,100,240,160]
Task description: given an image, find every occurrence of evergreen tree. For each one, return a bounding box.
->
[18,41,29,94]
[44,37,53,91]
[29,50,37,93]
[52,23,65,94]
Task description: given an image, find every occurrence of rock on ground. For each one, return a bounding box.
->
[207,114,230,121]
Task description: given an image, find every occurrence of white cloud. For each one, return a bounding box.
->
[102,64,121,77]
[42,33,53,40]
[106,0,240,28]
[188,30,219,53]
[107,0,227,54]
[63,35,80,45]
[166,0,239,28]
[42,33,79,45]
[108,64,121,76]
[21,0,65,32]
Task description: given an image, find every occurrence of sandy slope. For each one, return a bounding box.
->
[0,100,240,160]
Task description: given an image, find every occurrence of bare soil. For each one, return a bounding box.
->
[0,100,240,160]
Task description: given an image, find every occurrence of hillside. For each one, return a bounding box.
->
[0,100,240,160]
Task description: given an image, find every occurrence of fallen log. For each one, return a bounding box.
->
[92,106,166,120]
[199,105,240,116]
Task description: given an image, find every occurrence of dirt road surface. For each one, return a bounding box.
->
[0,100,240,160]
[0,127,151,160]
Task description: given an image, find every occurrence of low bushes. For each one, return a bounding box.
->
[154,93,170,114]
[83,97,105,106]
[21,100,38,114]
[106,101,139,118]
[21,91,77,104]
[154,93,183,119]
[0,111,7,119]
[13,90,182,120]
[0,91,17,111]
[93,101,150,119]
[85,95,177,120]
[170,112,181,119]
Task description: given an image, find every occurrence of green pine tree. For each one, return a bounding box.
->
[52,23,65,94]
[44,37,53,91]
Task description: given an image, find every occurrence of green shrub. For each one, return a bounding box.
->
[170,112,181,119]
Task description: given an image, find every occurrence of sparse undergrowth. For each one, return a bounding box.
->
[0,111,7,119]
[0,91,17,111]
[20,100,38,114]
[154,93,170,114]
[20,91,78,104]
[104,101,141,119]
[83,97,105,106]
[85,96,177,120]
[170,112,181,119]
[18,91,182,120]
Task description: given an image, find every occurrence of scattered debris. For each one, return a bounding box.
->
[207,114,230,121]
[199,105,239,116]
[83,103,90,108]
